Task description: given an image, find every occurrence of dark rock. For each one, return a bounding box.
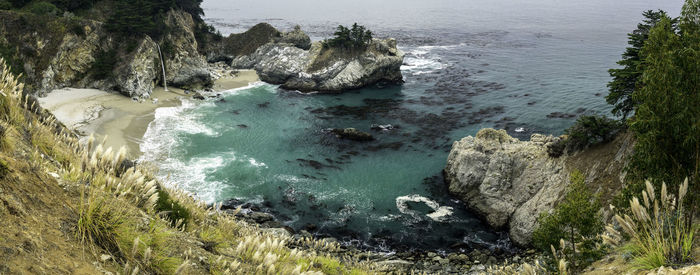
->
[193,92,205,100]
[546,112,576,119]
[303,223,318,231]
[330,128,374,141]
[248,212,274,223]
[220,198,242,210]
[275,25,312,50]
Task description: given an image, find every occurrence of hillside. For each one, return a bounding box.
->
[0,60,377,274]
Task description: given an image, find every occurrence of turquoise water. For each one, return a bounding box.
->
[140,0,684,251]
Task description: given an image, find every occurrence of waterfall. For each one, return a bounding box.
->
[155,43,168,91]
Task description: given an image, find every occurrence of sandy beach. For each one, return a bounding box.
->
[38,70,259,157]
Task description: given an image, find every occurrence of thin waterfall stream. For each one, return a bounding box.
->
[155,42,168,91]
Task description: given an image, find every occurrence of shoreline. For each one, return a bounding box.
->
[38,70,259,157]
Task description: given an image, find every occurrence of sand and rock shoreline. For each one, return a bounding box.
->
[38,70,259,156]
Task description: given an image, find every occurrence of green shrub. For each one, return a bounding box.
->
[605,179,697,269]
[52,0,95,12]
[0,44,25,78]
[546,138,567,158]
[0,158,8,179]
[69,22,85,38]
[0,1,12,10]
[90,49,117,80]
[27,1,58,15]
[8,0,29,8]
[77,188,126,253]
[564,115,623,151]
[155,189,191,228]
[532,170,605,272]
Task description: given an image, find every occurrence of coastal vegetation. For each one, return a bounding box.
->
[531,1,699,273]
[547,115,624,157]
[0,57,375,273]
[606,10,675,120]
[0,0,213,43]
[532,171,605,272]
[323,23,373,51]
[604,179,696,269]
[622,5,700,211]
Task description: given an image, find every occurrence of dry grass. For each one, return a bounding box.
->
[483,259,549,275]
[0,57,378,274]
[604,179,697,270]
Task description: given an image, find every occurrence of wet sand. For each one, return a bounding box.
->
[38,70,259,157]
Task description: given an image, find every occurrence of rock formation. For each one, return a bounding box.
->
[1,10,402,97]
[230,25,404,92]
[160,10,212,90]
[0,9,213,98]
[444,128,634,246]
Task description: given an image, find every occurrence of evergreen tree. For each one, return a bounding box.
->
[627,2,700,211]
[606,10,674,120]
[326,23,373,51]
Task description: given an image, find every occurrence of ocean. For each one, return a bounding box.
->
[140,0,684,251]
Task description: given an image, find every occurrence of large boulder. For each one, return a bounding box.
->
[444,128,634,246]
[111,36,158,98]
[231,27,404,92]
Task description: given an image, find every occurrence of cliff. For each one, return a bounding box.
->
[0,8,212,98]
[228,23,404,92]
[444,128,635,246]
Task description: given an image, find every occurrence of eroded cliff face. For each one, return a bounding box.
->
[229,24,404,92]
[160,10,211,89]
[0,9,213,98]
[444,128,634,246]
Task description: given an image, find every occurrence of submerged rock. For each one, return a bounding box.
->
[231,26,404,92]
[330,128,374,141]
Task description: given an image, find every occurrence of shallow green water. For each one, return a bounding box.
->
[140,0,685,251]
[141,83,506,250]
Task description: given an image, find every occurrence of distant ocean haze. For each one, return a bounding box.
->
[138,0,684,251]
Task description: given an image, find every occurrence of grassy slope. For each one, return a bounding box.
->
[0,60,375,274]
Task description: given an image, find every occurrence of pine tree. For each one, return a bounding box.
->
[606,10,674,120]
[627,2,700,211]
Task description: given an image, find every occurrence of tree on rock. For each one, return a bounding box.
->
[325,23,373,51]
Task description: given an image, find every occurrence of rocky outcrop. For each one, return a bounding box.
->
[230,27,404,92]
[444,128,634,246]
[160,10,212,89]
[0,9,212,98]
[112,37,158,98]
[275,25,311,50]
[41,24,103,92]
